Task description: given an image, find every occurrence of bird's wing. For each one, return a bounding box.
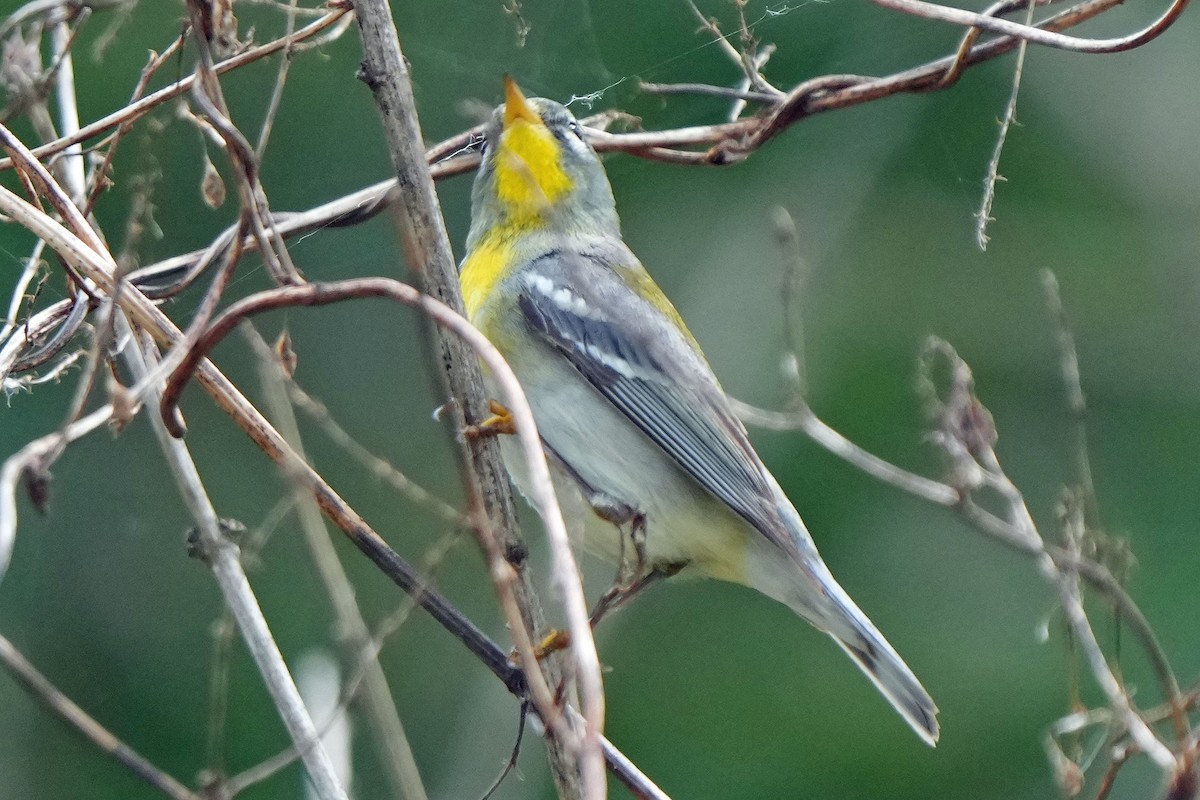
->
[515,250,792,552]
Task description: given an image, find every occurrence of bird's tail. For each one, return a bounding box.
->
[821,585,940,746]
[783,559,940,745]
[748,488,939,744]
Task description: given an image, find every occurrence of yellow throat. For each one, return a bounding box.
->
[461,79,575,320]
[494,78,573,218]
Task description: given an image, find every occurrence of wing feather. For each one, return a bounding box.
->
[517,261,786,545]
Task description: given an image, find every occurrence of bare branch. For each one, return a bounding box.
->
[253,0,300,160]
[82,33,187,216]
[122,325,349,800]
[0,240,46,346]
[244,323,430,800]
[873,0,1190,54]
[0,632,203,800]
[975,0,1035,250]
[351,3,605,795]
[638,81,779,104]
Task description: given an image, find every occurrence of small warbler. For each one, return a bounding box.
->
[459,78,938,745]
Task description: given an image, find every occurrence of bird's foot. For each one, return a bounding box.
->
[589,559,686,628]
[507,628,572,666]
[464,399,516,439]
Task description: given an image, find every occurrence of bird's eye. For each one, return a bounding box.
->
[476,135,489,157]
[567,120,585,140]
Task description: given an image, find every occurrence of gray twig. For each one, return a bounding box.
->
[244,323,430,800]
[975,0,1034,251]
[0,632,202,800]
[123,324,349,800]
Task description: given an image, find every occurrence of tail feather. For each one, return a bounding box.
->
[767,555,940,744]
[798,563,939,745]
[831,625,940,746]
[746,477,939,743]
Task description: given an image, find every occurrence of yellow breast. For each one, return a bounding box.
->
[460,231,516,322]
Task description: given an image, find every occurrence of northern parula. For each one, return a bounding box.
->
[459,78,938,745]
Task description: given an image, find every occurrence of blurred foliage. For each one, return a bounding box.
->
[1,1,1198,799]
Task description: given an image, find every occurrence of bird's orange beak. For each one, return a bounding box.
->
[503,76,541,129]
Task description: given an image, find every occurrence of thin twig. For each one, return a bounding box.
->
[732,399,961,506]
[975,0,1034,250]
[225,524,461,798]
[254,0,300,160]
[638,81,778,104]
[0,632,203,800]
[873,0,1190,53]
[283,378,465,526]
[1042,274,1190,748]
[1053,546,1176,769]
[203,605,235,782]
[123,324,349,800]
[244,323,430,800]
[1041,271,1100,526]
[0,240,46,344]
[681,0,782,96]
[82,31,187,215]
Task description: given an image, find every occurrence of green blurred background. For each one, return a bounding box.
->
[2,1,1198,798]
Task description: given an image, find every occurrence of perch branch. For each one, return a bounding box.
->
[350,1,605,796]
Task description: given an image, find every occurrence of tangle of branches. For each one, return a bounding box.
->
[0,1,1194,799]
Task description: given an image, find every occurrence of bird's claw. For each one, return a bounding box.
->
[465,399,516,439]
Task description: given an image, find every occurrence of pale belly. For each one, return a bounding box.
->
[491,350,756,588]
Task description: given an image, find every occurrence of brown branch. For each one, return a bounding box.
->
[350,3,605,797]
[0,134,669,800]
[0,4,351,173]
[81,30,187,216]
